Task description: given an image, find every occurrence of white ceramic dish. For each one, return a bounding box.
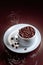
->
[3,24,41,53]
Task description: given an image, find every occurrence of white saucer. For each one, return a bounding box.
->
[3,24,41,53]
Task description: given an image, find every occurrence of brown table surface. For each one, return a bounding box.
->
[0,4,43,65]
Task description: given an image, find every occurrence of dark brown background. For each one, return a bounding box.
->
[0,1,43,65]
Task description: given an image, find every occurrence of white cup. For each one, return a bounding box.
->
[18,26,36,47]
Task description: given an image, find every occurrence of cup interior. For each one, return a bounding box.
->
[18,26,36,40]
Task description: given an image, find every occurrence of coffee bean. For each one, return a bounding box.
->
[16,46,18,49]
[15,43,17,45]
[17,43,19,44]
[12,44,14,47]
[24,48,27,50]
[16,38,18,40]
[11,37,14,40]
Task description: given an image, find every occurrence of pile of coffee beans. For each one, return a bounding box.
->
[11,37,19,49]
[19,26,35,38]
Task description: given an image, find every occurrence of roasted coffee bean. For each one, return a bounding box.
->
[16,46,18,49]
[19,26,35,38]
[24,48,27,50]
[16,38,18,40]
[11,37,14,40]
[15,43,17,45]
[17,43,19,44]
[12,44,14,47]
